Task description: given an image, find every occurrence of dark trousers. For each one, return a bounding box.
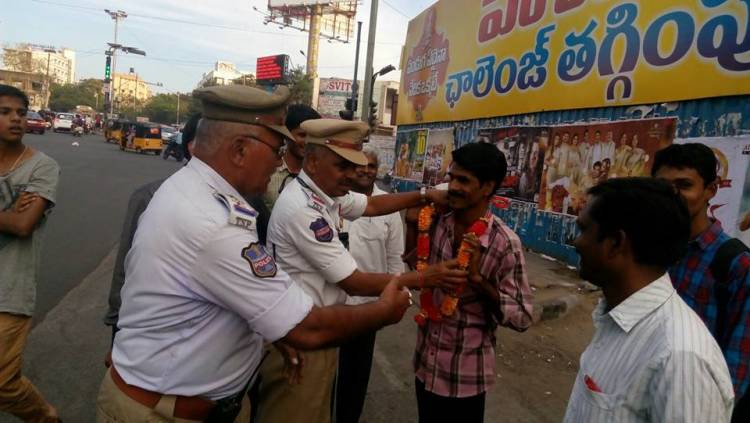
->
[415,378,485,423]
[334,330,377,423]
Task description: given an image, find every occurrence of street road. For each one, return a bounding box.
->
[23,131,183,322]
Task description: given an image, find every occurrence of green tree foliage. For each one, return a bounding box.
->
[288,65,313,106]
[48,79,104,112]
[136,93,200,124]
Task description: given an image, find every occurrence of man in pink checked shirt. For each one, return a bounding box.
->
[406,142,534,423]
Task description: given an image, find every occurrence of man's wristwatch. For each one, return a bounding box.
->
[420,186,427,204]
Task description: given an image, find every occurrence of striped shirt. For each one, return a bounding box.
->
[414,212,533,398]
[564,274,735,422]
[669,219,750,398]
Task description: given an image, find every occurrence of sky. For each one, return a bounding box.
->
[4,0,435,95]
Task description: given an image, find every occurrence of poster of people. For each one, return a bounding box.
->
[540,118,677,215]
[393,129,429,182]
[368,135,397,178]
[740,149,750,246]
[421,129,454,186]
[476,127,546,202]
[676,137,750,240]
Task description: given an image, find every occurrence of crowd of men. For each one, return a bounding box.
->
[0,81,748,423]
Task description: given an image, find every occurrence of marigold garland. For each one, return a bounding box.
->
[440,217,490,317]
[414,205,440,326]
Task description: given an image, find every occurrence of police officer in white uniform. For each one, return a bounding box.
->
[257,119,468,423]
[96,86,412,423]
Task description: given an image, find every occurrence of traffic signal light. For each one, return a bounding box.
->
[104,56,111,82]
[339,97,357,121]
[368,101,378,128]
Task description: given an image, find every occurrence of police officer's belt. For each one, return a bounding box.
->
[110,366,215,420]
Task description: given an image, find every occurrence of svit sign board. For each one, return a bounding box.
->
[316,78,355,119]
[397,0,750,125]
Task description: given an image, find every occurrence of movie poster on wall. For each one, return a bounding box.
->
[476,126,547,202]
[421,128,454,186]
[394,129,429,182]
[676,136,750,239]
[539,118,677,216]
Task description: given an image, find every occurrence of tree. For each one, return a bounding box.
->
[48,79,104,112]
[288,65,313,106]
[137,93,201,124]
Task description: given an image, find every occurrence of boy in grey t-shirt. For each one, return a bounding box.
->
[0,85,60,422]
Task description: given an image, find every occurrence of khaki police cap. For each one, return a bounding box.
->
[301,119,370,166]
[192,85,294,141]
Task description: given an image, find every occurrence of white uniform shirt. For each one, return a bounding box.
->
[267,170,368,306]
[564,274,734,422]
[343,185,405,305]
[112,158,313,400]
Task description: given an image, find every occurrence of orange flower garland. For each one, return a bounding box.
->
[440,217,490,317]
[414,205,440,327]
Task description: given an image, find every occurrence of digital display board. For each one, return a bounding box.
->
[256,54,290,85]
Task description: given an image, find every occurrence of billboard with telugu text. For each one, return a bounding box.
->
[397,0,750,125]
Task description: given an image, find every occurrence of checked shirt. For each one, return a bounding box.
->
[414,211,534,398]
[669,219,750,398]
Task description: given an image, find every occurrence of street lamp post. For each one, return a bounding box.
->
[367,64,396,126]
[105,9,127,117]
[43,48,55,109]
[105,43,145,116]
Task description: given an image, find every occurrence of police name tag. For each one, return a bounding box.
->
[241,242,277,278]
[214,192,257,230]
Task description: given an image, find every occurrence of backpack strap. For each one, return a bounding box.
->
[709,238,749,349]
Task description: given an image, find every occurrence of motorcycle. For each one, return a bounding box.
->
[72,124,83,137]
[162,135,184,161]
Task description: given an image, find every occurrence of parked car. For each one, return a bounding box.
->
[160,125,177,143]
[26,111,47,134]
[53,113,75,132]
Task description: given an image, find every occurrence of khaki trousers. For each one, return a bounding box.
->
[0,312,56,423]
[256,347,338,423]
[96,370,251,423]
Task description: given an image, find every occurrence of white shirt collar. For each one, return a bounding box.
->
[594,273,675,333]
[187,157,244,200]
[297,170,336,208]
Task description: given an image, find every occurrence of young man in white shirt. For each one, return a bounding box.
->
[335,146,405,423]
[564,177,734,422]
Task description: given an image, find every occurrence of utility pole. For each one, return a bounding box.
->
[176,93,180,126]
[306,4,322,77]
[43,48,55,109]
[105,9,127,117]
[351,21,363,116]
[361,0,378,124]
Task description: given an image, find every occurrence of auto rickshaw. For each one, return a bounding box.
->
[105,119,131,144]
[120,122,162,155]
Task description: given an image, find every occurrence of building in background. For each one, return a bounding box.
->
[1,44,75,84]
[197,61,254,88]
[0,69,47,110]
[112,72,152,110]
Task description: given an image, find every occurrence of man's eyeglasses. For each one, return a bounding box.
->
[244,136,287,159]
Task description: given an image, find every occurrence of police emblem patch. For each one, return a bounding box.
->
[309,218,334,242]
[241,242,277,278]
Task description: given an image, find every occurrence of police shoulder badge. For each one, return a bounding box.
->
[241,242,277,278]
[309,217,334,242]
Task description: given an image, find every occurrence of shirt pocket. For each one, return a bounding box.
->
[578,371,620,412]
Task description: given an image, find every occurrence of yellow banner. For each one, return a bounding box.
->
[397,0,750,125]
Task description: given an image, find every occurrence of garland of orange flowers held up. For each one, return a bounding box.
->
[414,204,491,326]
